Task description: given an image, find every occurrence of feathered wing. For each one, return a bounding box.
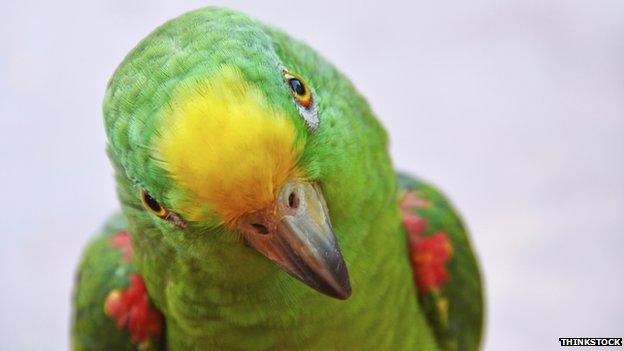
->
[71,213,165,351]
[397,172,484,351]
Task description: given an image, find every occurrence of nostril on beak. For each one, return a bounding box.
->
[251,223,269,235]
[288,192,299,209]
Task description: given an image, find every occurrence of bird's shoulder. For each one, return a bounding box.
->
[397,172,484,351]
[71,213,165,351]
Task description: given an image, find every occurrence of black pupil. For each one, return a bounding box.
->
[289,78,306,96]
[144,192,162,212]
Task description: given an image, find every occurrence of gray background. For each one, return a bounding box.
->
[1,0,623,350]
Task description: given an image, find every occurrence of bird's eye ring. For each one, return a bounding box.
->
[284,72,312,108]
[140,189,169,219]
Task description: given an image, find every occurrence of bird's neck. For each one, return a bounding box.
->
[130,203,437,350]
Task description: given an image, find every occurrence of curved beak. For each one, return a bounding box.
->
[237,181,351,300]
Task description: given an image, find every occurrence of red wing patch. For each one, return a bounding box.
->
[410,232,453,295]
[104,231,163,349]
[110,231,133,263]
[105,274,163,347]
[401,192,453,294]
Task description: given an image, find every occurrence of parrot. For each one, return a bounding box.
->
[71,7,484,351]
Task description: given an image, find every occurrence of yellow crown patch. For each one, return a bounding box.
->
[155,66,302,223]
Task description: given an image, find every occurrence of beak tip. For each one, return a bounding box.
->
[333,264,352,300]
[333,283,352,300]
[319,264,352,300]
[317,280,351,300]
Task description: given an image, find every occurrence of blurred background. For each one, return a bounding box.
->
[1,0,623,350]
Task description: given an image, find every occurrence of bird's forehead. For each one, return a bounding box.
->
[153,65,304,223]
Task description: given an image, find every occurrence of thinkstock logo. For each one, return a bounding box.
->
[559,337,622,347]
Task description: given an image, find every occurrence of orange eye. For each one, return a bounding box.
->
[284,72,312,108]
[140,189,169,219]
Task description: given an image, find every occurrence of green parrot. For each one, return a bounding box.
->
[72,7,483,351]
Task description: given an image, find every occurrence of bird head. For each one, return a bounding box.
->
[104,8,393,300]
